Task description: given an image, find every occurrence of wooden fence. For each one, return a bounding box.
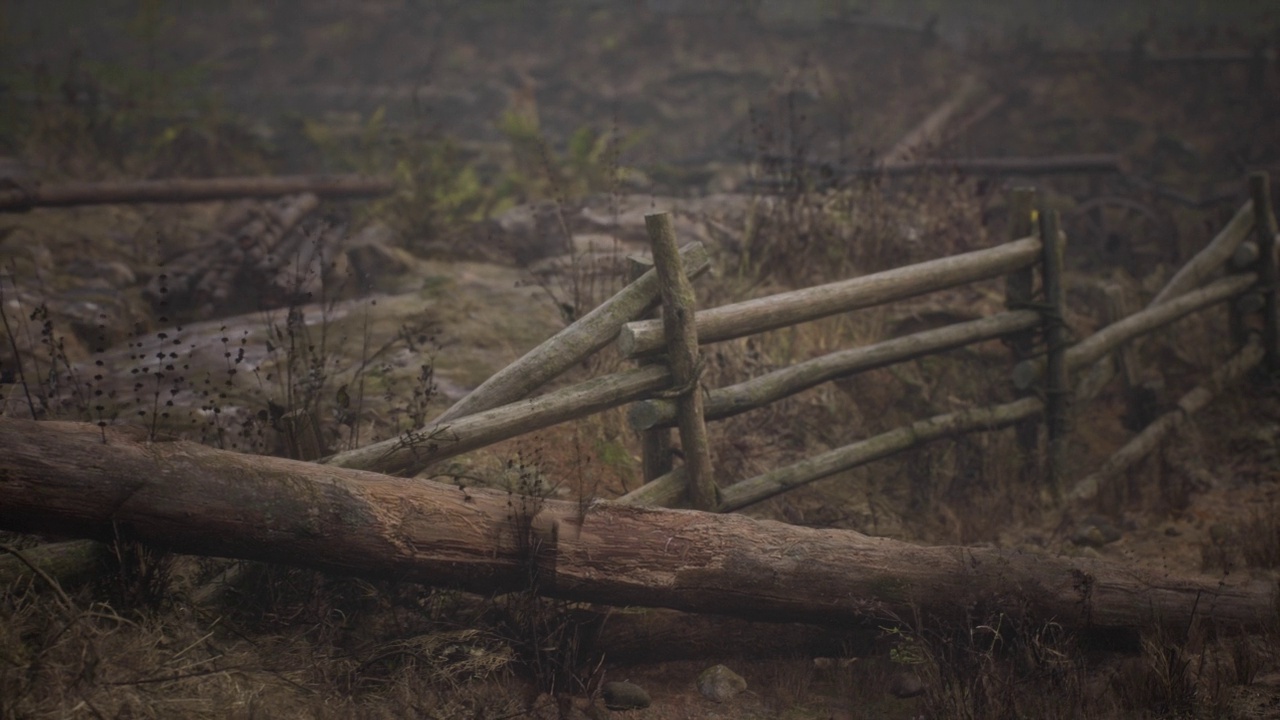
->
[325,172,1278,516]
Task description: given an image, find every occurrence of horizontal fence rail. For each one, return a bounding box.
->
[618,236,1042,357]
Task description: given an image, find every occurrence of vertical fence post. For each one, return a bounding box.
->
[628,256,674,483]
[1040,207,1068,498]
[1004,188,1039,481]
[645,212,717,510]
[1249,171,1280,375]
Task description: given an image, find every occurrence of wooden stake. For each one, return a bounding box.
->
[629,256,673,483]
[1040,208,1068,498]
[645,213,717,510]
[1004,188,1039,481]
[1249,172,1280,374]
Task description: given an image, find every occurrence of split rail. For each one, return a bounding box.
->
[325,172,1279,514]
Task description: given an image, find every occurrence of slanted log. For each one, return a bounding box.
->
[325,365,672,475]
[1068,340,1265,503]
[1151,201,1254,305]
[879,75,982,165]
[1,417,1275,632]
[1014,273,1256,390]
[432,242,709,425]
[718,398,1044,511]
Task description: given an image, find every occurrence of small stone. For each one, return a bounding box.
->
[696,663,747,702]
[601,681,650,711]
[1071,515,1122,547]
[889,671,925,699]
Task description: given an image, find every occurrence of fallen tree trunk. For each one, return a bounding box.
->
[1,418,1274,632]
[0,174,394,211]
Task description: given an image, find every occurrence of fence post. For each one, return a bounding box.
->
[1040,207,1068,498]
[628,256,674,483]
[645,212,717,510]
[1249,171,1280,375]
[1004,188,1039,481]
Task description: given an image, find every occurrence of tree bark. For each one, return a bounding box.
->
[1,418,1274,632]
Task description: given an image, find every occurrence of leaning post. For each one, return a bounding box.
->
[645,213,718,510]
[1249,171,1280,375]
[628,256,674,483]
[1040,207,1069,499]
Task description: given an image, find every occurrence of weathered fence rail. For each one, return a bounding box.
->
[618,236,1042,357]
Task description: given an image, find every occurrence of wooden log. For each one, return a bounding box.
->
[752,154,1125,187]
[879,75,982,166]
[1040,209,1069,496]
[433,242,709,424]
[718,397,1045,512]
[628,257,674,483]
[619,237,1042,357]
[0,174,394,211]
[629,310,1041,431]
[0,539,108,588]
[1004,188,1040,479]
[877,154,1125,177]
[1250,172,1280,374]
[1014,273,1257,391]
[1068,340,1265,504]
[1151,201,1254,305]
[325,365,672,475]
[1,417,1273,632]
[646,214,717,511]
